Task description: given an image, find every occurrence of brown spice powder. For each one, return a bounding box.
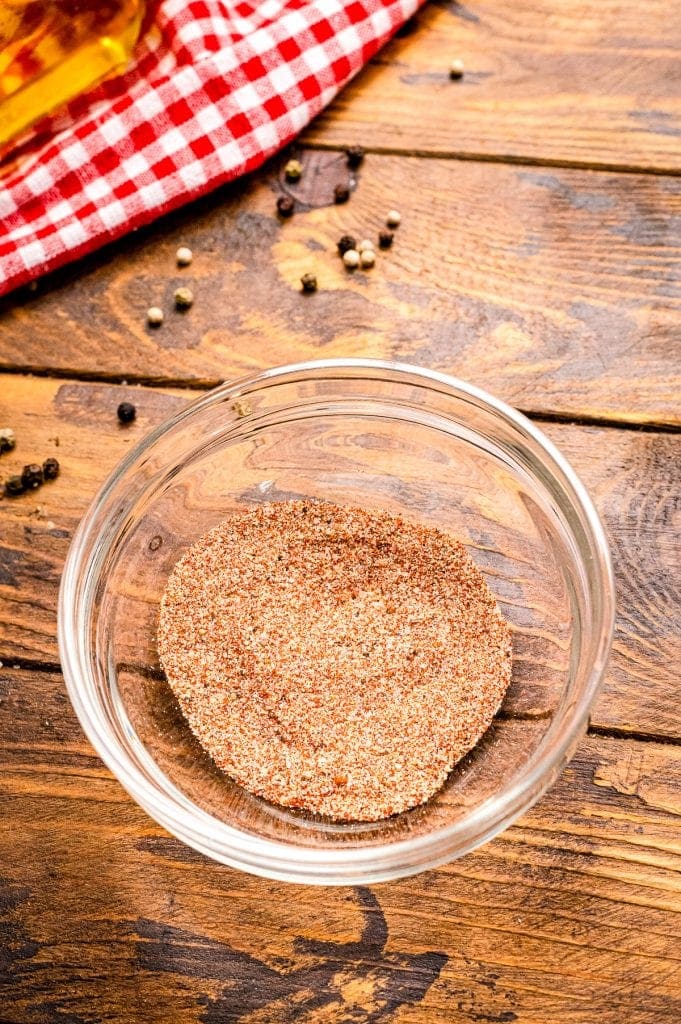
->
[158,501,512,822]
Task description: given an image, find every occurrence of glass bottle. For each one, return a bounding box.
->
[0,1,145,150]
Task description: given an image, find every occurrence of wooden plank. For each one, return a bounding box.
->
[1,665,680,1023]
[306,0,681,173]
[0,374,679,738]
[1,152,680,426]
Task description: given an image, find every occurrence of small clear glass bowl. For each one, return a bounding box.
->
[58,359,614,885]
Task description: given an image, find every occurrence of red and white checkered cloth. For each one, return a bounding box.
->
[0,0,421,298]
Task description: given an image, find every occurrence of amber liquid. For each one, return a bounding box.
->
[0,1,144,147]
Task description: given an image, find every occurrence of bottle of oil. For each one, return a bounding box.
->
[0,1,145,151]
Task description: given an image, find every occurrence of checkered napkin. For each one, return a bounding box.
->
[0,0,421,299]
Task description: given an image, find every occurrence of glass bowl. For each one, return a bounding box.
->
[58,359,615,885]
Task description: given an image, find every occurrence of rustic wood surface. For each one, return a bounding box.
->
[1,665,680,1024]
[1,1,680,1022]
[2,152,680,427]
[305,0,681,173]
[0,374,679,739]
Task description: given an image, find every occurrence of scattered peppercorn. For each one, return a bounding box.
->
[4,475,24,497]
[345,145,365,169]
[42,457,60,481]
[117,401,136,424]
[300,272,318,293]
[343,248,360,269]
[174,286,194,310]
[21,463,43,490]
[386,210,401,228]
[337,234,357,255]
[147,306,164,327]
[233,398,252,418]
[333,183,350,204]
[449,58,465,80]
[360,249,375,269]
[378,230,394,249]
[176,246,193,266]
[0,427,16,454]
[358,238,374,253]
[284,158,303,182]
[276,195,295,218]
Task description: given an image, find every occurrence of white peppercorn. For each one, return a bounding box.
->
[343,248,360,269]
[0,428,16,454]
[284,159,303,182]
[174,286,194,310]
[449,58,465,80]
[147,306,164,326]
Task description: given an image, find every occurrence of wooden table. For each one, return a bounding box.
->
[1,3,680,1021]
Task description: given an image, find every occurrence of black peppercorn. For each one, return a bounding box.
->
[4,475,24,497]
[276,195,295,218]
[21,463,43,489]
[337,234,357,255]
[345,145,365,169]
[117,401,136,424]
[333,183,350,204]
[300,273,318,293]
[379,230,394,249]
[43,457,60,481]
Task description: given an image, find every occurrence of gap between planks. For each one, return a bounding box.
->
[0,365,678,436]
[304,141,681,180]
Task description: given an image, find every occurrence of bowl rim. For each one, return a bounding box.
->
[58,358,616,883]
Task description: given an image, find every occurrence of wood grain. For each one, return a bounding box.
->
[1,152,680,426]
[0,374,679,738]
[306,0,681,173]
[1,664,680,1023]
[2,6,680,1020]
